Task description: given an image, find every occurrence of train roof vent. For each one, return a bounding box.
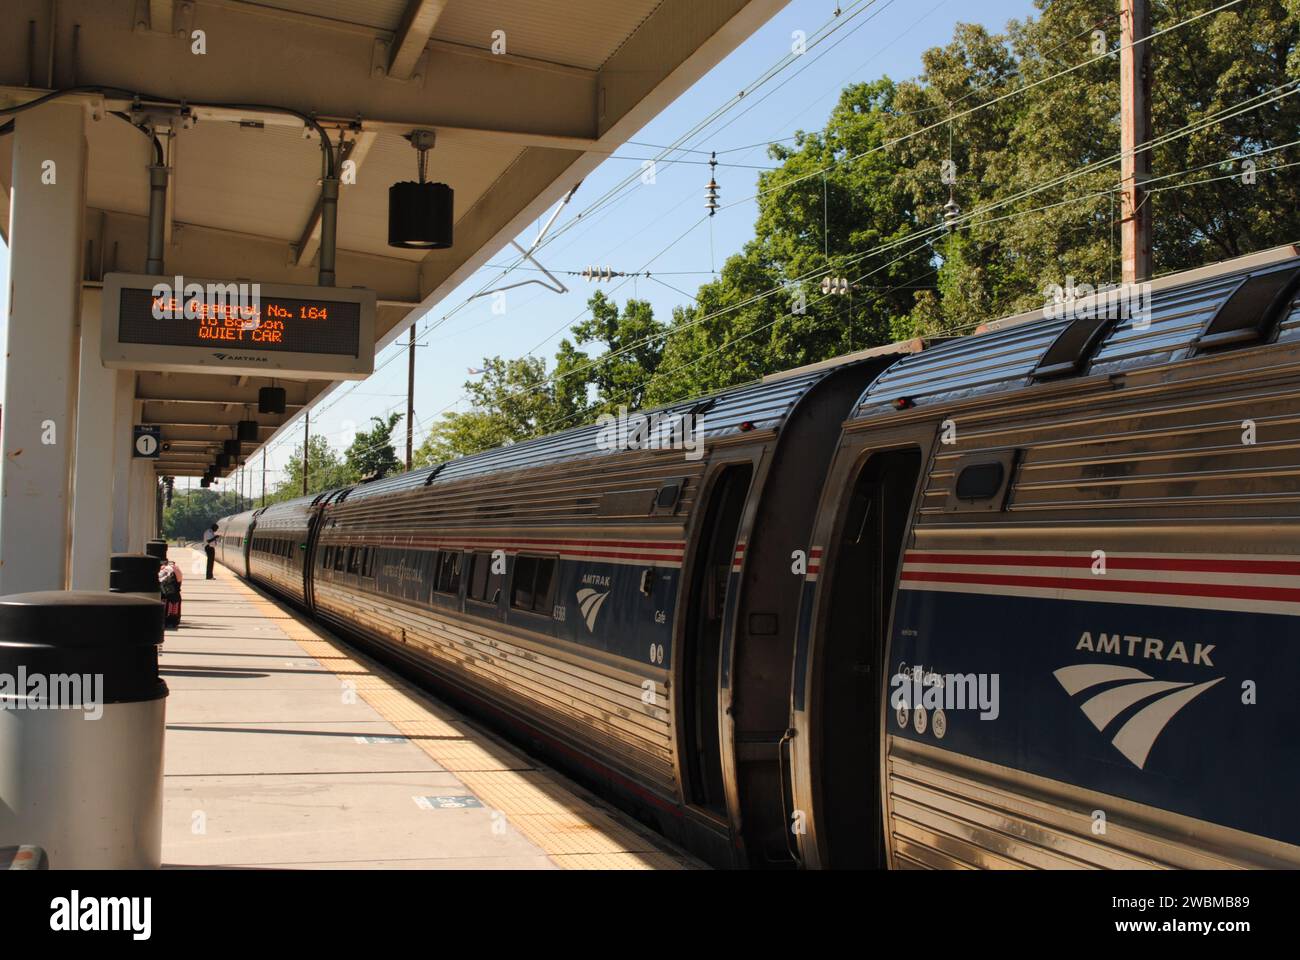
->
[686,397,717,420]
[1031,304,1123,381]
[1193,263,1300,353]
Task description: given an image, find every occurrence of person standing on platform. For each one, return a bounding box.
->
[159,558,183,628]
[203,523,219,579]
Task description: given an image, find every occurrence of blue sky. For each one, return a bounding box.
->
[0,0,1038,493]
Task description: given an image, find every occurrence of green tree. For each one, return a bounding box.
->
[414,356,567,463]
[345,412,404,478]
[648,76,930,403]
[413,1,1300,443]
[266,434,353,503]
[554,291,667,416]
[162,488,250,541]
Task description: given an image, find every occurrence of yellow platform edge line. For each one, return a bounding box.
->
[208,558,695,870]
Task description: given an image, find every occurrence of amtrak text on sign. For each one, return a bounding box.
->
[100,273,376,379]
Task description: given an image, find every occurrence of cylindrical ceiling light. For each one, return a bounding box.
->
[258,386,286,415]
[389,130,453,250]
[237,419,259,443]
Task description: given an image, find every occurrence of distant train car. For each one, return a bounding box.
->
[789,245,1300,869]
[244,491,341,606]
[215,510,256,578]
[218,244,1300,869]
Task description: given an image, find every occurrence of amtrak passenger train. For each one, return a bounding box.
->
[218,245,1300,869]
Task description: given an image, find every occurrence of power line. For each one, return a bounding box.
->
[263,0,1281,472]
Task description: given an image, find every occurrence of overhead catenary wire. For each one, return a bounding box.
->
[252,0,1279,476]
[250,3,886,456]
[380,82,1300,463]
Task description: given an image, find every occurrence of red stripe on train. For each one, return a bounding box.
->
[900,570,1300,603]
[906,552,1300,576]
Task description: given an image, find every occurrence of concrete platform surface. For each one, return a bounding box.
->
[161,547,700,870]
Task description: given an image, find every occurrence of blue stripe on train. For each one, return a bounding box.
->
[888,589,1300,847]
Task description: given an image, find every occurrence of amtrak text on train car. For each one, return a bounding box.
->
[1075,631,1215,666]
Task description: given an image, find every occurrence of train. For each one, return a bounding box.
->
[218,244,1300,869]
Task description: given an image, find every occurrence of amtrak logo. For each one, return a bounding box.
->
[1053,664,1223,770]
[575,588,611,632]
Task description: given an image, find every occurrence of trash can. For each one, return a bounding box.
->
[110,553,161,597]
[144,540,168,561]
[0,591,167,869]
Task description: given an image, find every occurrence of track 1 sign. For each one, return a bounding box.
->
[101,273,376,379]
[133,425,161,458]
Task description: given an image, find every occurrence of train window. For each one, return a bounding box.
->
[466,551,504,606]
[945,450,1019,512]
[334,546,345,571]
[654,480,683,515]
[956,462,1004,500]
[434,550,463,595]
[345,546,359,574]
[511,555,556,614]
[361,547,375,578]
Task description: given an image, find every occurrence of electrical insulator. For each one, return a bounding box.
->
[821,276,851,295]
[943,196,961,231]
[705,152,720,216]
[582,266,619,282]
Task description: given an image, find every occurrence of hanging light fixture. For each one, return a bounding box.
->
[389,130,453,249]
[223,438,241,457]
[237,419,259,443]
[258,385,286,415]
[215,453,231,470]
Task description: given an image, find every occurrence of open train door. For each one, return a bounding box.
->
[794,444,924,868]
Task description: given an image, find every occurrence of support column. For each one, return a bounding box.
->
[69,289,116,589]
[0,102,87,593]
[128,458,155,553]
[111,372,135,552]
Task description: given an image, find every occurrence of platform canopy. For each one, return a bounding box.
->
[0,0,787,477]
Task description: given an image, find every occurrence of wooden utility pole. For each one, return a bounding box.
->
[302,410,310,495]
[261,450,266,507]
[406,324,416,470]
[1119,0,1152,283]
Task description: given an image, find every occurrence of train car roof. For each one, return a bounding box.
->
[853,244,1300,418]
[252,487,350,520]
[335,351,911,504]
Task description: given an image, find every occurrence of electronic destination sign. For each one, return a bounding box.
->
[101,273,376,379]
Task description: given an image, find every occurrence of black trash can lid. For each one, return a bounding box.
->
[111,552,161,563]
[0,592,166,704]
[0,591,164,648]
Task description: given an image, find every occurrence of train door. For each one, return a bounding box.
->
[303,511,324,613]
[680,463,753,818]
[815,447,921,868]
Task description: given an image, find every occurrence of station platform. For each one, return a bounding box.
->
[160,547,700,870]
